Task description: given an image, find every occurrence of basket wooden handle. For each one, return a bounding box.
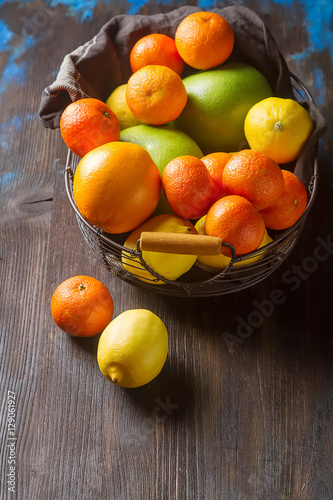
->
[140,232,223,255]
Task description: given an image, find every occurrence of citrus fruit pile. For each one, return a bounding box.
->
[58,11,315,284]
[51,275,169,388]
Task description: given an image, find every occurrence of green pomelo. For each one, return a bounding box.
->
[120,125,203,214]
[175,62,273,154]
[120,124,203,174]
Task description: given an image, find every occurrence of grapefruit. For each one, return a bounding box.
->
[175,62,273,154]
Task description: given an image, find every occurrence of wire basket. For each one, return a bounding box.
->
[64,74,319,297]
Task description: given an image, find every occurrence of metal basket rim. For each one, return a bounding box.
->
[63,73,319,295]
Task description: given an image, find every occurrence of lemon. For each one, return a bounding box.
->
[106,84,142,130]
[244,97,314,164]
[195,215,273,270]
[122,214,198,284]
[97,309,168,388]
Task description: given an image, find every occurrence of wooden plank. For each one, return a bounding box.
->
[0,1,332,499]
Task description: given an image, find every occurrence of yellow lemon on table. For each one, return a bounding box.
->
[195,215,273,270]
[244,97,314,164]
[106,84,142,130]
[97,309,168,388]
[121,214,198,284]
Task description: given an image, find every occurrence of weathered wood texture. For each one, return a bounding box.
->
[1,1,332,499]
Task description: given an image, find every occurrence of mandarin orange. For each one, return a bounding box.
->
[161,155,218,219]
[195,215,273,269]
[73,142,161,234]
[222,149,284,210]
[126,65,187,125]
[130,33,185,75]
[201,152,232,199]
[260,170,308,230]
[175,11,234,70]
[60,98,120,157]
[51,276,114,337]
[205,195,266,257]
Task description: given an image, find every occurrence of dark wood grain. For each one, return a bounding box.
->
[1,1,332,499]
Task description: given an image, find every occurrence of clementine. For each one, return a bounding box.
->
[201,152,232,199]
[51,275,114,337]
[205,195,266,257]
[60,98,120,157]
[130,33,185,75]
[126,65,187,125]
[175,11,234,70]
[260,170,308,230]
[161,155,218,219]
[222,149,284,210]
[73,142,161,234]
[195,215,273,269]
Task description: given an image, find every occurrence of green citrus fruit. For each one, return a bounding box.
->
[121,214,198,284]
[120,124,203,175]
[175,62,273,154]
[97,309,168,388]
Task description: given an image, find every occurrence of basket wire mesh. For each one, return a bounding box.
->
[64,74,319,297]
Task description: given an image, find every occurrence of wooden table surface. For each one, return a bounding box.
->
[1,1,332,499]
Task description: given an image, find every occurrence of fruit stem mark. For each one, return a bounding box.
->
[274,121,283,131]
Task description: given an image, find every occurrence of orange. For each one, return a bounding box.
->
[126,65,187,125]
[60,98,120,157]
[73,141,161,234]
[175,11,234,70]
[222,149,284,210]
[205,195,266,257]
[130,33,185,75]
[260,170,308,230]
[51,275,114,337]
[161,155,218,219]
[201,152,232,199]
